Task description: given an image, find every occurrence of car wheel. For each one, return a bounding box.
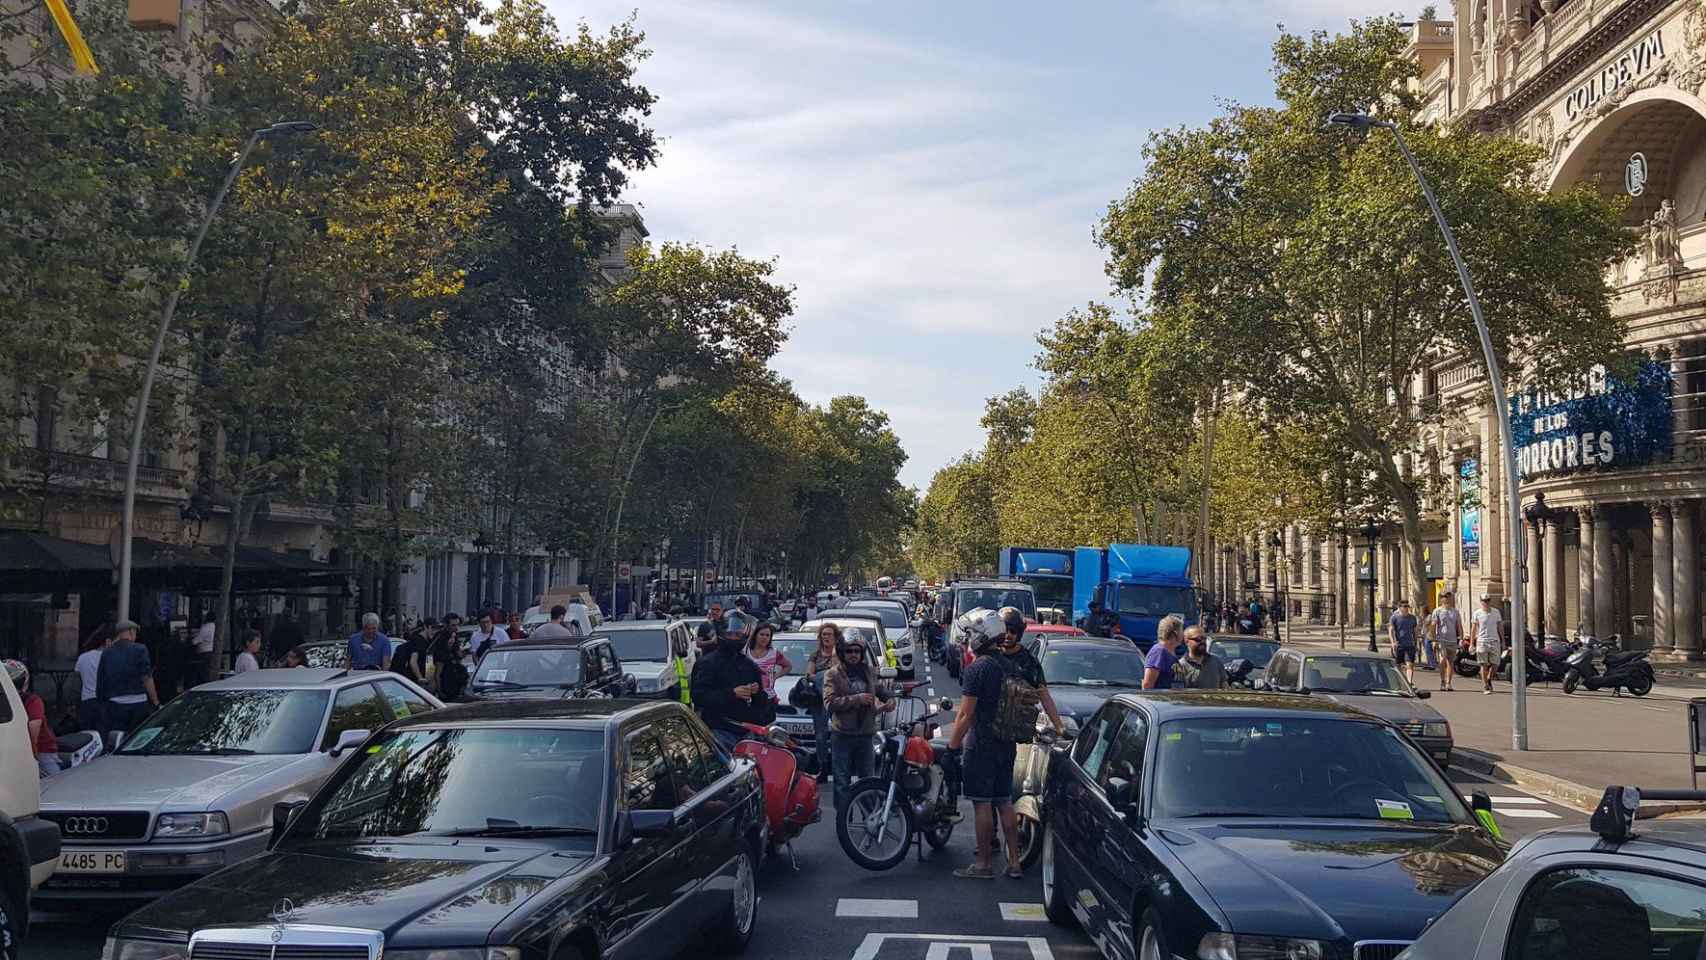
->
[1136,906,1169,960]
[715,845,758,953]
[1040,823,1075,927]
[0,881,19,960]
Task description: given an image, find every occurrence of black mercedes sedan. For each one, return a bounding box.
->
[103,699,766,960]
[1040,692,1505,960]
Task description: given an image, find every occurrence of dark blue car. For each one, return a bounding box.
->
[1039,692,1505,960]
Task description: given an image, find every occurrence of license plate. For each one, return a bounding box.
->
[779,719,813,732]
[59,850,125,874]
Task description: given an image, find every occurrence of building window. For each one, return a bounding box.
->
[1678,339,1706,434]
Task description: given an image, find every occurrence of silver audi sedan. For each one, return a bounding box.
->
[37,667,440,903]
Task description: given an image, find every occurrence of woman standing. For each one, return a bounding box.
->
[746,622,792,699]
[823,634,894,809]
[802,623,840,778]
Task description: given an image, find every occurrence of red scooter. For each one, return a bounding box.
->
[730,721,821,869]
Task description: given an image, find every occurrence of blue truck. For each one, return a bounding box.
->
[996,547,1076,621]
[1071,543,1199,649]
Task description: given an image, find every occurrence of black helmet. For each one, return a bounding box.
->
[998,605,1026,638]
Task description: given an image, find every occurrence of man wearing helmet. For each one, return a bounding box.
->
[946,606,1063,880]
[690,610,775,753]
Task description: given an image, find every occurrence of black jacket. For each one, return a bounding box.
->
[690,642,775,732]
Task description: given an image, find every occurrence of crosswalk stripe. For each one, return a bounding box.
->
[1495,808,1562,819]
[999,902,1047,922]
[1460,794,1548,805]
[836,898,919,918]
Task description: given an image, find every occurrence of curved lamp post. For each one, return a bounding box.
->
[1362,517,1381,653]
[117,121,317,624]
[1324,110,1530,750]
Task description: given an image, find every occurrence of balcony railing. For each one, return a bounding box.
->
[6,450,184,492]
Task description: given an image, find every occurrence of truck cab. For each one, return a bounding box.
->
[996,547,1075,624]
[1073,543,1198,649]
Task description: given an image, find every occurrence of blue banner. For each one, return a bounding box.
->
[1459,460,1480,568]
[1508,361,1672,480]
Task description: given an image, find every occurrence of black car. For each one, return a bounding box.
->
[1021,632,1147,737]
[468,637,633,701]
[1040,692,1505,960]
[1262,649,1454,767]
[1400,786,1706,960]
[104,699,767,960]
[1206,636,1281,685]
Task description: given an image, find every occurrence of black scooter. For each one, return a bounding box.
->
[1563,636,1654,696]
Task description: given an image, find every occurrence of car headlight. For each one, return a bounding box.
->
[1422,721,1450,738]
[154,812,229,839]
[385,948,521,960]
[635,676,661,692]
[103,938,189,960]
[1197,933,1325,960]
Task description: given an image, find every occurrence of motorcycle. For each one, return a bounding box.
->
[836,691,959,871]
[729,721,821,868]
[1563,635,1654,696]
[43,730,105,778]
[1012,723,1077,869]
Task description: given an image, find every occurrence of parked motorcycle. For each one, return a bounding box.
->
[729,721,821,868]
[1012,725,1074,869]
[836,692,959,871]
[1516,636,1573,684]
[1563,635,1654,696]
[45,729,105,777]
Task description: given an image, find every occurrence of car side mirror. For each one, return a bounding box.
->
[1416,689,1432,699]
[327,728,370,757]
[629,807,689,838]
[269,799,307,850]
[1106,776,1142,827]
[1470,790,1503,839]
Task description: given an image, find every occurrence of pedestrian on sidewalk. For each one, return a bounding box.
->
[1389,600,1419,684]
[1471,593,1502,694]
[1428,592,1463,691]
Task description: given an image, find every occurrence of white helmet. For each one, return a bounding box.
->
[876,576,893,589]
[955,607,1006,651]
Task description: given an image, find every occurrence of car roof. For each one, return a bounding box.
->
[1114,690,1378,721]
[773,632,819,641]
[1035,635,1137,652]
[847,598,906,608]
[1280,649,1394,661]
[816,609,882,622]
[488,638,605,651]
[1027,624,1089,635]
[591,622,671,632]
[391,696,682,729]
[197,668,365,690]
[1513,819,1706,866]
[1209,635,1279,644]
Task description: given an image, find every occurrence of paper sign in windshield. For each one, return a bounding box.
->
[485,669,508,681]
[1375,799,1415,820]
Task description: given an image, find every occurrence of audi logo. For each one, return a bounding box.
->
[60,817,110,835]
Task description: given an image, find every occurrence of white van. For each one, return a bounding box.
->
[0,668,60,953]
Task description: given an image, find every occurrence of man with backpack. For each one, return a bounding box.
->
[946,606,1064,880]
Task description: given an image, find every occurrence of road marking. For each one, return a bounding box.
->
[1460,795,1547,805]
[998,902,1047,922]
[851,933,1056,960]
[928,687,936,696]
[836,898,918,918]
[1494,808,1562,819]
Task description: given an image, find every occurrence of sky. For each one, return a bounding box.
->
[554,0,1400,490]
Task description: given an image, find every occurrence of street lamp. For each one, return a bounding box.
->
[1362,517,1381,653]
[1268,531,1284,644]
[1338,528,1351,650]
[116,120,318,623]
[1325,109,1530,750]
[1523,492,1556,641]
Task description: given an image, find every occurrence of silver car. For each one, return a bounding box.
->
[37,668,440,902]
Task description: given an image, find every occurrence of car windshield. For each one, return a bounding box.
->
[1301,657,1413,695]
[1151,717,1471,823]
[117,689,330,755]
[1040,645,1145,686]
[847,602,908,629]
[955,588,1038,618]
[474,648,580,687]
[1115,585,1195,618]
[1029,577,1074,610]
[707,593,761,611]
[289,727,604,843]
[1209,639,1281,668]
[598,627,670,662]
[772,639,820,674]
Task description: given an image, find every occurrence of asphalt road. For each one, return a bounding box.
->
[27,658,1582,960]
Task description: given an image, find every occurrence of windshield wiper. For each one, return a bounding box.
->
[184,747,258,755]
[473,678,528,689]
[1175,811,1264,818]
[1074,678,1109,686]
[433,820,598,838]
[1336,688,1402,696]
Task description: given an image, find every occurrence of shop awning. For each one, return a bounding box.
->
[0,531,348,594]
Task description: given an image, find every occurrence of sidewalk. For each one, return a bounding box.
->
[1272,624,1704,808]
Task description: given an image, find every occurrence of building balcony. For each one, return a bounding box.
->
[5,449,185,496]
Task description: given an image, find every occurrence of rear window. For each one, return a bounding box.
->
[847,602,908,629]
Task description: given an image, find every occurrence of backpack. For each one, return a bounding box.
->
[788,675,823,710]
[989,656,1042,744]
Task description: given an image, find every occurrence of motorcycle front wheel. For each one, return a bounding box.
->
[838,779,914,871]
[1562,671,1580,695]
[1016,813,1043,869]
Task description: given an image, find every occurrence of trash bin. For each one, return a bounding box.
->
[1631,614,1652,650]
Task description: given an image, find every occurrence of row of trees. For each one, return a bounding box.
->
[1,0,909,628]
[914,17,1632,606]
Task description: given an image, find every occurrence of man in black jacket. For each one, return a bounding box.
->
[690,626,774,753]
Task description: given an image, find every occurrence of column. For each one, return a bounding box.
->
[1544,515,1566,637]
[1323,537,1336,624]
[1673,501,1700,659]
[1593,510,1614,639]
[1577,508,1596,638]
[1652,501,1674,653]
[1524,521,1542,638]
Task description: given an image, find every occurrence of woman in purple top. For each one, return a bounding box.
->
[1143,615,1184,689]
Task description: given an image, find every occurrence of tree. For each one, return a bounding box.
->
[912,454,999,581]
[1097,16,1631,610]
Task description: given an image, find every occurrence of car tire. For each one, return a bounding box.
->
[714,845,758,954]
[0,880,19,960]
[1136,906,1169,960]
[1040,823,1075,927]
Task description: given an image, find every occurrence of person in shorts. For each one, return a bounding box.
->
[1388,600,1419,683]
[1471,593,1503,694]
[946,607,1064,880]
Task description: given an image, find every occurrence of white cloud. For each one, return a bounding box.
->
[1143,0,1413,27]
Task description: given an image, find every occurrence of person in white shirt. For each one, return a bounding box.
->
[234,632,263,673]
[565,599,592,637]
[1470,593,1503,695]
[74,631,110,732]
[189,616,216,687]
[469,614,505,660]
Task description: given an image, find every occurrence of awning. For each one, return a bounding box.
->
[0,531,348,594]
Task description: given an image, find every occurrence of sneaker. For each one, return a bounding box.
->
[1483,688,1493,695]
